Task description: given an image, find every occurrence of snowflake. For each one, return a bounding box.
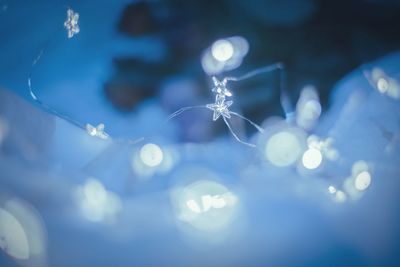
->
[86,123,109,140]
[64,8,80,38]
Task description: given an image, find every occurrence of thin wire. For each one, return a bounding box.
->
[27,10,145,144]
[224,62,294,122]
[164,105,206,123]
[223,117,256,148]
[28,40,85,129]
[229,111,264,133]
[224,63,283,82]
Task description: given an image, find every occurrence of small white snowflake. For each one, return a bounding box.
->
[86,123,109,140]
[64,8,80,38]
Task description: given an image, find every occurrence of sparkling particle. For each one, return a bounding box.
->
[0,208,29,259]
[64,8,80,38]
[265,131,303,167]
[75,178,122,223]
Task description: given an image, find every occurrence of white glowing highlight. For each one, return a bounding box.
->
[328,185,337,194]
[335,190,347,203]
[370,67,400,99]
[132,145,177,178]
[211,39,234,62]
[351,160,368,178]
[202,36,249,75]
[377,78,389,93]
[0,208,29,259]
[140,143,164,167]
[296,85,321,129]
[171,180,238,232]
[0,198,46,261]
[354,171,371,191]
[75,179,122,223]
[266,131,302,167]
[302,148,322,169]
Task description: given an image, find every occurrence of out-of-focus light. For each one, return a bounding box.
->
[354,171,371,191]
[387,79,400,99]
[171,180,238,232]
[132,144,177,178]
[186,194,228,214]
[302,148,322,169]
[370,67,400,99]
[0,198,47,262]
[307,135,339,161]
[377,78,389,93]
[186,199,202,214]
[334,190,347,203]
[211,39,234,62]
[296,85,321,130]
[351,160,368,178]
[328,185,337,194]
[265,131,303,167]
[0,208,30,259]
[202,36,249,75]
[74,178,122,223]
[303,100,321,120]
[140,143,163,167]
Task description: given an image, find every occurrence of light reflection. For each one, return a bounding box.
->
[132,144,177,178]
[307,135,339,161]
[377,78,389,93]
[354,171,371,191]
[171,180,238,232]
[334,190,347,203]
[296,85,321,130]
[265,131,303,167]
[369,67,400,99]
[0,197,47,262]
[140,143,164,167]
[0,208,30,259]
[302,148,322,170]
[211,39,234,62]
[201,36,249,75]
[74,178,122,223]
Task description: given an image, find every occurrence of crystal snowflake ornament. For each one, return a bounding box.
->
[64,8,80,38]
[165,64,287,147]
[86,123,109,140]
[211,77,232,97]
[206,95,233,121]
